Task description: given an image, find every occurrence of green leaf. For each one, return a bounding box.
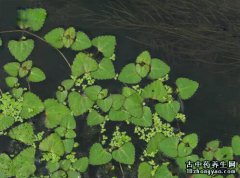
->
[92,35,116,57]
[130,106,152,127]
[155,101,180,122]
[67,171,80,178]
[51,170,66,178]
[112,142,135,165]
[206,140,220,152]
[87,110,104,126]
[60,160,71,171]
[46,161,60,173]
[142,80,168,102]
[0,115,14,132]
[109,109,130,121]
[97,96,113,112]
[182,133,198,149]
[149,58,170,79]
[203,150,214,160]
[158,137,179,158]
[61,79,74,90]
[65,130,76,139]
[89,143,112,165]
[154,164,177,178]
[39,133,65,156]
[63,27,76,48]
[91,58,116,80]
[71,52,98,77]
[214,147,233,160]
[56,90,68,103]
[28,67,46,82]
[84,85,102,101]
[176,78,199,100]
[177,142,192,157]
[72,157,89,173]
[232,135,240,156]
[0,154,13,177]
[20,92,44,119]
[68,91,94,116]
[122,87,136,97]
[8,123,34,145]
[118,63,141,84]
[176,154,199,171]
[5,77,18,88]
[138,162,152,178]
[146,133,166,154]
[110,94,125,110]
[0,38,2,47]
[60,114,76,129]
[123,93,143,118]
[12,88,23,98]
[8,39,34,62]
[44,28,64,48]
[18,8,47,31]
[136,64,150,78]
[136,51,151,65]
[3,62,20,77]
[19,60,32,78]
[71,31,91,51]
[63,139,74,153]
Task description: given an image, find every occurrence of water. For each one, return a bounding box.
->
[1,0,240,177]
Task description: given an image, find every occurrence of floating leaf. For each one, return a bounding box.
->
[122,87,136,97]
[138,162,152,178]
[8,39,34,62]
[154,164,177,178]
[63,139,74,153]
[182,133,198,149]
[109,109,130,121]
[67,171,80,178]
[3,62,20,77]
[130,106,152,127]
[65,130,76,139]
[176,78,199,100]
[12,88,23,98]
[73,157,89,173]
[71,52,98,77]
[71,31,91,51]
[123,93,143,118]
[176,154,199,171]
[51,170,66,178]
[18,8,47,31]
[0,115,14,132]
[142,80,167,102]
[91,58,116,80]
[146,133,166,154]
[92,35,116,57]
[136,51,151,65]
[89,143,112,165]
[84,85,102,101]
[61,79,74,90]
[87,110,104,126]
[206,140,220,152]
[214,147,233,160]
[148,58,170,80]
[155,101,180,122]
[8,123,34,145]
[20,92,44,119]
[177,142,192,157]
[232,135,240,156]
[28,67,46,82]
[118,63,141,84]
[39,133,64,156]
[0,154,13,177]
[46,161,60,173]
[60,114,76,129]
[19,60,32,78]
[97,96,113,112]
[112,142,135,165]
[68,91,94,116]
[44,28,64,48]
[56,90,68,103]
[5,77,18,88]
[136,64,150,78]
[63,27,76,48]
[110,94,125,110]
[158,137,179,158]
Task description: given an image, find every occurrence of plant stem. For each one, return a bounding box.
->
[0,29,71,68]
[119,163,125,178]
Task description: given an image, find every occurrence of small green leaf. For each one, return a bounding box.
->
[136,51,151,65]
[109,109,130,121]
[124,93,143,118]
[84,85,102,101]
[112,142,135,165]
[206,140,220,152]
[138,162,152,178]
[110,94,125,110]
[176,154,199,171]
[5,77,18,88]
[154,164,177,178]
[214,147,233,160]
[71,31,91,51]
[56,90,68,103]
[232,135,240,156]
[28,67,46,82]
[8,39,34,62]
[136,64,150,78]
[158,137,179,158]
[177,142,192,157]
[146,133,166,154]
[87,110,104,126]
[63,27,76,48]
[72,157,89,173]
[89,143,112,165]
[0,38,2,47]
[182,133,198,149]
[61,79,74,90]
[176,78,199,100]
[155,101,180,122]
[92,35,116,57]
[149,58,170,79]
[122,87,136,97]
[63,139,74,153]
[130,106,152,127]
[97,96,113,112]
[12,88,23,98]
[46,161,60,173]
[18,8,47,31]
[0,115,14,132]
[44,28,64,48]
[3,62,20,77]
[118,63,141,84]
[0,154,13,177]
[71,52,98,77]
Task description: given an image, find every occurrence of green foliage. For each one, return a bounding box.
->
[44,28,65,48]
[155,101,180,122]
[71,31,91,51]
[89,143,112,165]
[92,35,116,57]
[118,63,141,84]
[232,135,240,155]
[3,62,20,77]
[27,67,46,82]
[158,137,179,158]
[148,58,170,79]
[0,115,14,132]
[112,142,135,165]
[176,77,199,100]
[87,110,104,126]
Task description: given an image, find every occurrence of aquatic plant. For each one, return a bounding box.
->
[0,7,239,178]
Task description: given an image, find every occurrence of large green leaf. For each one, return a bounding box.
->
[44,28,64,48]
[112,142,135,165]
[89,143,112,165]
[232,135,240,156]
[87,110,104,126]
[110,94,125,110]
[3,62,20,77]
[39,133,65,156]
[92,35,116,57]
[28,67,46,82]
[123,93,143,118]
[71,31,91,51]
[138,162,152,178]
[154,164,178,178]
[20,92,44,119]
[18,8,47,31]
[97,96,113,112]
[155,101,180,122]
[158,137,179,158]
[72,157,89,173]
[146,133,166,154]
[148,58,170,79]
[8,39,34,62]
[141,80,168,102]
[63,139,74,153]
[71,52,98,77]
[68,91,94,116]
[118,63,141,84]
[5,77,18,88]
[130,106,152,127]
[91,58,116,80]
[109,109,130,121]
[136,64,150,78]
[0,154,12,177]
[8,123,34,145]
[0,115,14,132]
[176,78,199,100]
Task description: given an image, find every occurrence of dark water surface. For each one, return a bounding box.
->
[0,0,240,176]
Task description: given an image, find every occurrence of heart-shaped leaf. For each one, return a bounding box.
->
[44,28,64,49]
[158,137,179,158]
[155,101,180,122]
[112,142,135,165]
[130,106,152,127]
[136,51,151,65]
[28,67,46,82]
[118,63,141,84]
[91,58,115,80]
[63,27,76,48]
[232,135,240,156]
[176,78,199,100]
[89,143,112,165]
[148,58,170,79]
[123,93,143,118]
[71,31,91,51]
[109,109,130,121]
[0,115,14,132]
[177,142,192,157]
[3,62,20,77]
[182,133,198,149]
[97,96,113,112]
[138,162,152,178]
[92,35,116,57]
[87,110,104,126]
[5,77,18,88]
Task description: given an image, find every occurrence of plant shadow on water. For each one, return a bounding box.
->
[0,0,240,178]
